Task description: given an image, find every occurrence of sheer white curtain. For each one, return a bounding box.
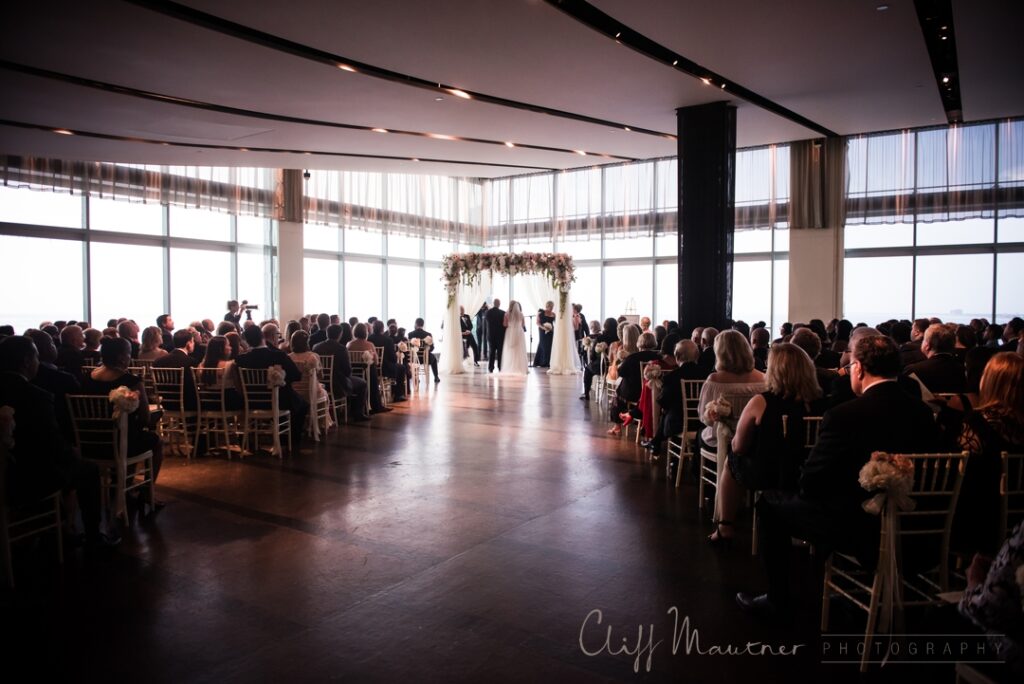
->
[439,272,492,375]
[513,273,578,374]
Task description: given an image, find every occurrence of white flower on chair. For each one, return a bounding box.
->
[410,338,422,348]
[701,396,732,426]
[0,405,15,449]
[581,337,593,350]
[594,342,607,354]
[858,452,916,515]
[266,365,286,388]
[108,386,140,418]
[362,350,374,365]
[398,342,409,353]
[424,335,433,346]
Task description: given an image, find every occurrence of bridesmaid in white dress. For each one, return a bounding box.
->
[500,301,529,375]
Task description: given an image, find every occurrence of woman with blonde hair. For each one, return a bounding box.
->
[138,325,168,361]
[953,352,1024,556]
[707,343,824,545]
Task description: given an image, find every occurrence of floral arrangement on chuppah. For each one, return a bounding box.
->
[441,252,576,314]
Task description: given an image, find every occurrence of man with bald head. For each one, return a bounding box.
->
[828,326,921,407]
[697,326,719,376]
[56,324,86,377]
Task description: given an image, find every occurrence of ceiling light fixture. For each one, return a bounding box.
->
[615,32,621,38]
[428,133,456,140]
[623,127,631,132]
[720,83,726,89]
[371,127,388,133]
[338,64,357,72]
[942,76,950,83]
[53,128,74,135]
[434,97,444,101]
[701,77,711,85]
[505,141,515,147]
[876,4,889,10]
[411,158,420,162]
[448,89,472,100]
[575,150,587,156]
[941,35,948,40]
[672,60,678,66]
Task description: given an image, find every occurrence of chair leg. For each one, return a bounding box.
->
[54,496,64,564]
[751,498,759,556]
[820,559,832,631]
[675,451,685,489]
[861,572,883,673]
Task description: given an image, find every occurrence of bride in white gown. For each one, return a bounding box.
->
[500,300,529,375]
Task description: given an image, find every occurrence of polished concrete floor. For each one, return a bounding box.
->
[5,369,961,682]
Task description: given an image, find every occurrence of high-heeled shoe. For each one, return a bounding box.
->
[618,412,633,426]
[706,521,734,548]
[607,425,622,436]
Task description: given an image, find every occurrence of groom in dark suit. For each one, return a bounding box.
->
[735,335,940,618]
[485,298,506,372]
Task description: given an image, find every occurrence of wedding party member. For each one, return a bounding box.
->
[958,523,1024,676]
[138,326,168,362]
[459,306,480,366]
[485,299,506,372]
[347,323,391,413]
[55,324,86,377]
[498,302,529,376]
[580,318,618,401]
[369,320,408,401]
[475,303,489,361]
[534,301,556,368]
[951,352,1024,557]
[156,314,175,351]
[0,336,114,548]
[708,344,825,546]
[736,335,940,619]
[82,337,164,501]
[236,325,312,431]
[313,324,370,422]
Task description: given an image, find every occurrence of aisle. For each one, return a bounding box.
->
[7,369,877,682]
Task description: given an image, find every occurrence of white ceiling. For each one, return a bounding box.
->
[0,0,1021,178]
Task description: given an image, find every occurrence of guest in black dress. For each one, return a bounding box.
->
[534,301,556,368]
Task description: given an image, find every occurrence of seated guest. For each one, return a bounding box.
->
[278,320,301,354]
[55,324,86,377]
[696,330,766,452]
[829,326,922,407]
[609,331,661,436]
[312,324,370,421]
[287,330,333,432]
[954,324,978,363]
[215,321,237,337]
[1002,317,1024,351]
[959,523,1024,677]
[697,327,719,377]
[607,323,640,384]
[225,331,243,360]
[407,318,441,383]
[736,335,939,618]
[645,340,706,454]
[156,314,174,352]
[899,317,929,365]
[790,328,838,397]
[24,329,80,439]
[309,313,331,348]
[152,329,199,411]
[138,326,168,361]
[117,320,141,358]
[952,353,1024,557]
[0,336,115,547]
[347,323,390,414]
[904,322,965,394]
[709,344,825,545]
[369,320,408,401]
[198,335,242,409]
[750,327,770,372]
[188,326,207,364]
[235,325,311,433]
[983,323,1005,348]
[82,327,103,364]
[81,337,164,499]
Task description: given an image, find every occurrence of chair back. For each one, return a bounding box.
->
[348,350,371,382]
[66,394,128,462]
[192,366,227,412]
[374,346,385,373]
[151,367,186,412]
[318,354,335,396]
[238,368,282,414]
[131,363,158,401]
[804,416,823,449]
[1001,451,1024,541]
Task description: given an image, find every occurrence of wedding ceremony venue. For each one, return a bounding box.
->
[2,0,1024,682]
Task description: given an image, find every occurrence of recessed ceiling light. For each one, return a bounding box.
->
[505,141,515,148]
[623,127,631,132]
[448,89,472,100]
[411,158,420,162]
[371,128,388,133]
[672,60,678,66]
[434,97,444,101]
[53,128,74,135]
[876,4,889,10]
[941,35,947,40]
[615,32,621,38]
[429,133,456,140]
[338,64,357,73]
[720,83,726,89]
[941,25,948,30]
[701,77,711,85]
[575,150,587,156]
[942,76,950,83]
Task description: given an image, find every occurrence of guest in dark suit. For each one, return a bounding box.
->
[485,299,506,373]
[697,327,719,377]
[156,314,175,352]
[152,329,199,411]
[369,320,408,401]
[459,306,480,366]
[904,323,966,394]
[55,324,86,378]
[407,318,440,383]
[790,328,839,397]
[645,340,706,453]
[0,336,112,547]
[579,318,619,400]
[750,327,770,372]
[24,329,80,439]
[117,320,141,359]
[309,313,330,348]
[235,324,309,438]
[313,324,370,421]
[736,335,940,618]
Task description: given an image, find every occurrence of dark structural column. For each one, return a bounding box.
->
[676,102,736,334]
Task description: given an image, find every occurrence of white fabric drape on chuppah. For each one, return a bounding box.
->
[439,273,492,375]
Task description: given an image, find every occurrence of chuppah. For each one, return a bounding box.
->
[438,252,581,376]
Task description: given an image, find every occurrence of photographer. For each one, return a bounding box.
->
[224,299,255,325]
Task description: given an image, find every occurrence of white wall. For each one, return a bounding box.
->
[788,226,843,323]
